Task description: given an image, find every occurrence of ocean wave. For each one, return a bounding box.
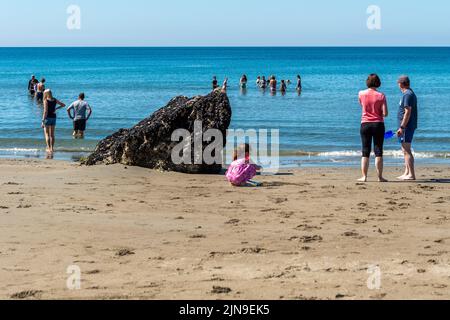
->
[0,147,93,153]
[280,150,450,159]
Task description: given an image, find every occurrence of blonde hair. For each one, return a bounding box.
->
[43,89,53,101]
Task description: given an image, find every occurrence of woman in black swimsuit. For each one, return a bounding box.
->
[41,89,66,157]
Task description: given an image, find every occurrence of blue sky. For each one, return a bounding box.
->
[1,0,449,46]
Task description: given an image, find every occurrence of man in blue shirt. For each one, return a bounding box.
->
[396,76,418,181]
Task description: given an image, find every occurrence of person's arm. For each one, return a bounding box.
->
[397,95,413,135]
[382,96,388,117]
[41,100,48,128]
[67,103,74,119]
[400,108,412,128]
[55,99,66,110]
[86,104,92,120]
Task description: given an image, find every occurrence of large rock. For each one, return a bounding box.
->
[83,90,232,174]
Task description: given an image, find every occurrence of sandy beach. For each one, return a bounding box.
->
[0,159,449,300]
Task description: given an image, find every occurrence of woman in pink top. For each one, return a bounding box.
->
[358,74,389,182]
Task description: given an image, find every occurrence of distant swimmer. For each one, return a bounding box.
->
[280,80,287,94]
[269,76,277,93]
[256,76,261,86]
[296,74,302,91]
[212,76,219,90]
[28,75,39,96]
[41,89,66,157]
[36,78,46,102]
[67,92,93,139]
[240,75,248,89]
[260,76,267,89]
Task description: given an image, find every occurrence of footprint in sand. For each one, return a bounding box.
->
[240,247,268,254]
[115,249,135,257]
[295,224,322,231]
[189,234,206,239]
[271,197,289,204]
[11,290,43,299]
[342,231,365,239]
[211,286,232,294]
[225,219,240,225]
[297,235,323,243]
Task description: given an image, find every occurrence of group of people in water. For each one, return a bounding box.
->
[28,75,93,158]
[212,74,302,95]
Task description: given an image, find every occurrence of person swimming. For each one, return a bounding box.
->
[36,78,46,102]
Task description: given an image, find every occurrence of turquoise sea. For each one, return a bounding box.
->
[0,47,449,167]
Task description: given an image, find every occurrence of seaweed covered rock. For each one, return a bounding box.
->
[83,90,232,174]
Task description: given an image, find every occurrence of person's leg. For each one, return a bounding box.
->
[401,143,416,180]
[49,126,55,153]
[43,126,51,153]
[374,123,387,182]
[397,144,410,179]
[359,124,371,182]
[359,157,370,182]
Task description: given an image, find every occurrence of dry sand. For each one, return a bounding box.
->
[0,159,449,300]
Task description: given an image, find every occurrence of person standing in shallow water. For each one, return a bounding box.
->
[28,75,39,96]
[67,92,92,139]
[240,75,248,89]
[269,76,277,95]
[212,76,219,90]
[35,78,46,102]
[280,80,287,94]
[396,75,418,181]
[41,89,66,158]
[358,74,389,182]
[296,74,302,92]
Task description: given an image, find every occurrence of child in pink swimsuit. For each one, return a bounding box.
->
[226,144,262,187]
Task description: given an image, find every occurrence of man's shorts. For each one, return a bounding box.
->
[73,119,87,131]
[399,128,415,144]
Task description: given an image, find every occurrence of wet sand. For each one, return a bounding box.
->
[0,159,449,300]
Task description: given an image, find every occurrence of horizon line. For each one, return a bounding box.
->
[1,45,450,49]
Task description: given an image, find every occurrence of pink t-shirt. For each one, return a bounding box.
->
[359,89,387,123]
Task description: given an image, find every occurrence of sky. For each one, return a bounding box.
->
[1,0,449,46]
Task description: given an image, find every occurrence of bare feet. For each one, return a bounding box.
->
[357,177,368,182]
[378,177,388,183]
[399,175,416,181]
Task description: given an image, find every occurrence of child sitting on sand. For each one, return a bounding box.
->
[226,144,262,187]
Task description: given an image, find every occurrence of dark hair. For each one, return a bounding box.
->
[79,92,85,100]
[398,75,410,87]
[366,74,381,88]
[233,143,251,161]
[41,78,46,83]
